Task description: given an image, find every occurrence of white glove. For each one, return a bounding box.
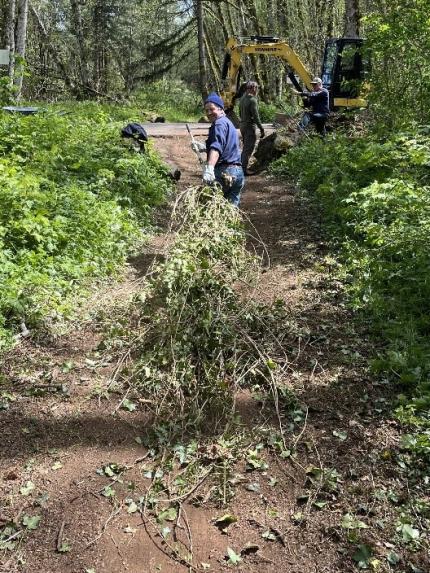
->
[191,141,206,153]
[202,164,215,184]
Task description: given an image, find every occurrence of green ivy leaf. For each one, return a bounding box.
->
[262,530,277,541]
[127,501,139,514]
[157,507,177,523]
[101,485,115,498]
[122,399,136,412]
[226,547,242,565]
[58,541,71,553]
[51,461,63,471]
[22,515,41,530]
[20,481,35,496]
[398,523,419,542]
[387,551,401,565]
[352,544,373,568]
[214,514,237,528]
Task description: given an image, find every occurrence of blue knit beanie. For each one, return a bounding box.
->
[204,92,225,109]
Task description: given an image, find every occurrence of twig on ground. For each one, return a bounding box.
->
[108,532,128,570]
[56,520,65,552]
[274,455,300,483]
[292,405,309,450]
[85,505,122,549]
[167,467,213,503]
[111,385,132,415]
[141,514,198,572]
[2,530,23,544]
[107,348,132,392]
[182,506,194,558]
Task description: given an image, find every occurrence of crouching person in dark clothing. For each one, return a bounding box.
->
[191,92,245,207]
[295,77,329,136]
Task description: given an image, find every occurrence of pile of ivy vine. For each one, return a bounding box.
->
[0,103,171,349]
[128,186,292,428]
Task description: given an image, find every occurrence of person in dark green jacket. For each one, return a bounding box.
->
[239,81,265,175]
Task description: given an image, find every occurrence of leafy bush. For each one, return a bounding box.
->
[364,1,430,128]
[0,104,171,347]
[271,131,430,446]
[258,101,279,123]
[134,80,201,122]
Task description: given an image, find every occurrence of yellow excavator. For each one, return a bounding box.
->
[221,35,368,111]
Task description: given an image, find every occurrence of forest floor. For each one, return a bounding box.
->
[0,132,426,573]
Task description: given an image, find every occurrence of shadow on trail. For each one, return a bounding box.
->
[0,410,152,461]
[242,177,325,268]
[128,251,165,277]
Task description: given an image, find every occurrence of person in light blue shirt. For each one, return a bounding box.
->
[191,92,245,207]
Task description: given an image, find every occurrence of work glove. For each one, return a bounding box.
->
[202,164,215,184]
[260,128,265,138]
[191,141,206,153]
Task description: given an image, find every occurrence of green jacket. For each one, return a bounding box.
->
[239,94,263,129]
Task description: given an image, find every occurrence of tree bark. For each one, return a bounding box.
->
[344,0,360,37]
[196,0,208,99]
[70,0,91,92]
[14,0,29,97]
[6,0,15,81]
[29,2,77,94]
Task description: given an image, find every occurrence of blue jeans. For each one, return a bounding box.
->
[214,164,245,207]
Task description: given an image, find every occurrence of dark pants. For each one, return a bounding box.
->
[240,124,257,172]
[299,112,328,136]
[214,164,245,207]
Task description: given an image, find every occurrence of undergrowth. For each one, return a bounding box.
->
[133,80,201,122]
[270,130,430,465]
[0,104,172,349]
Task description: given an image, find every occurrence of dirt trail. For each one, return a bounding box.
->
[1,134,408,573]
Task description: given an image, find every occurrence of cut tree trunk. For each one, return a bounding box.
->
[196,0,208,100]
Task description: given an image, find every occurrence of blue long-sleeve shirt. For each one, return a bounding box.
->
[305,88,330,115]
[206,115,241,165]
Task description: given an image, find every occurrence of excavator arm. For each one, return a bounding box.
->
[221,36,313,109]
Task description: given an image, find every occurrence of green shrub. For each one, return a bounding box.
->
[364,1,430,128]
[271,131,430,446]
[0,104,172,348]
[133,80,201,122]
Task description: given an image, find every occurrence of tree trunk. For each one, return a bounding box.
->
[6,0,15,81]
[14,0,29,98]
[70,0,90,92]
[196,0,208,99]
[344,0,360,37]
[203,26,220,92]
[29,3,77,95]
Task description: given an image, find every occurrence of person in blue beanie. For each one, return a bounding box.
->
[191,92,245,207]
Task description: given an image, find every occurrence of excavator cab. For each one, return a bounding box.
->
[321,38,368,108]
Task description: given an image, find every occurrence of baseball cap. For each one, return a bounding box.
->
[311,77,322,84]
[204,92,225,109]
